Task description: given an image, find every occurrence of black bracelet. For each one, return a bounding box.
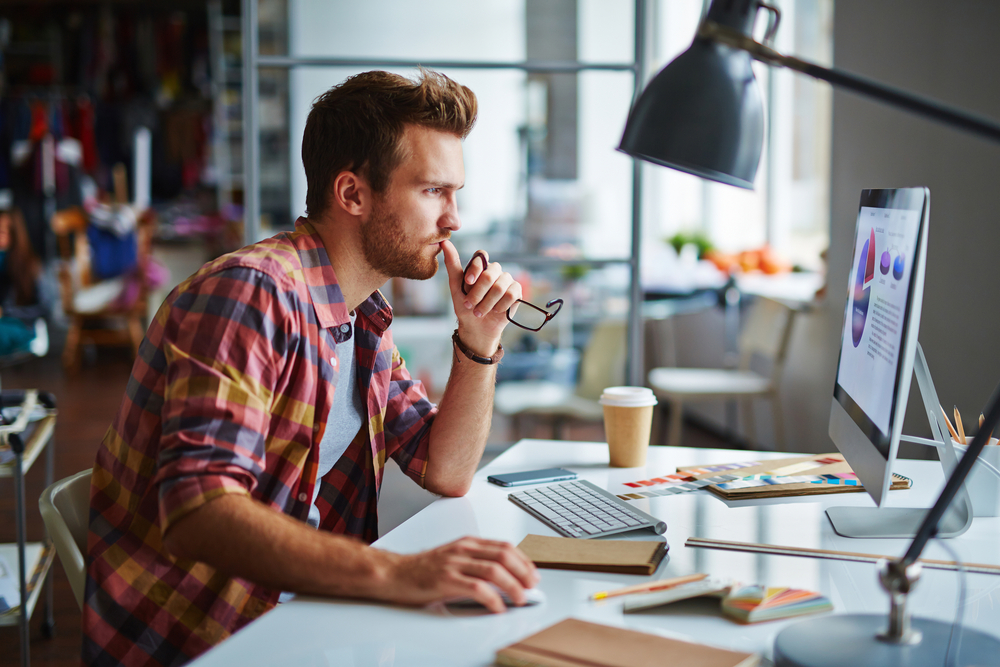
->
[452,329,504,365]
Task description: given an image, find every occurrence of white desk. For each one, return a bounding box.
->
[191,441,1000,666]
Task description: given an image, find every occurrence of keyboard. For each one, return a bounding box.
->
[508,479,667,539]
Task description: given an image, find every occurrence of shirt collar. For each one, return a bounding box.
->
[291,217,393,332]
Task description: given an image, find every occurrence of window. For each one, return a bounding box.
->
[240,0,834,391]
[645,0,833,271]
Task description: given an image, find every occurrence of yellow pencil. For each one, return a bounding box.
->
[590,573,708,601]
[941,406,961,442]
[980,413,986,429]
[955,406,967,445]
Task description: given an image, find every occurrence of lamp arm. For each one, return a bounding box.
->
[699,21,1000,144]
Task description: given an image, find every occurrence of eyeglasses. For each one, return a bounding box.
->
[462,252,563,332]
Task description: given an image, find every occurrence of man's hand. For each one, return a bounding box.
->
[440,240,521,357]
[380,536,540,613]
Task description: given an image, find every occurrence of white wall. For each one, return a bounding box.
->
[783,0,1000,453]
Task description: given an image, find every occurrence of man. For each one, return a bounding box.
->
[83,70,538,667]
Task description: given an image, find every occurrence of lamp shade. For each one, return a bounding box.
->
[619,37,765,189]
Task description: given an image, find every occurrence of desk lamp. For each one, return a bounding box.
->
[619,1,1000,665]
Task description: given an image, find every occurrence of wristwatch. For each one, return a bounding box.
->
[452,329,504,365]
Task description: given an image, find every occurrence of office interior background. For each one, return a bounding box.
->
[1,1,999,664]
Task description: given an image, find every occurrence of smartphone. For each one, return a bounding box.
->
[487,468,578,487]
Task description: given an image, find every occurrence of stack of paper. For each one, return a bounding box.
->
[721,585,833,623]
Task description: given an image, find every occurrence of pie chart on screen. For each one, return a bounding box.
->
[893,252,905,280]
[852,228,875,347]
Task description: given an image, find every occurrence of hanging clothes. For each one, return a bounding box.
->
[71,97,99,174]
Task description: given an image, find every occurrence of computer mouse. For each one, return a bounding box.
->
[446,585,546,609]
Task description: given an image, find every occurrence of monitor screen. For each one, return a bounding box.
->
[833,189,927,459]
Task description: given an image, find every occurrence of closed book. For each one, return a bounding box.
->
[517,534,667,575]
[496,618,760,667]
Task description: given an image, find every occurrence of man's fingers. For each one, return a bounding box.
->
[462,578,507,614]
[466,250,489,287]
[491,279,523,317]
[463,263,502,307]
[463,560,526,607]
[461,542,539,589]
[473,273,515,318]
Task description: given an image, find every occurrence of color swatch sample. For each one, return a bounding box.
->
[721,585,833,624]
[616,457,846,501]
[622,579,832,625]
[622,462,761,489]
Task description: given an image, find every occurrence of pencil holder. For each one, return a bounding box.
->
[954,438,1000,517]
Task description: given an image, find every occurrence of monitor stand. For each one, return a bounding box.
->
[826,344,973,539]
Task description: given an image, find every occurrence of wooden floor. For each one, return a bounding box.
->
[0,347,729,666]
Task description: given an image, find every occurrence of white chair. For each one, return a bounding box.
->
[39,469,92,609]
[494,319,626,439]
[648,296,798,450]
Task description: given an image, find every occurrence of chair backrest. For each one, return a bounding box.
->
[737,296,798,378]
[575,319,627,401]
[39,469,92,610]
[51,207,91,288]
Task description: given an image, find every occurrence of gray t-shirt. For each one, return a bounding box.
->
[307,311,365,528]
[280,313,365,602]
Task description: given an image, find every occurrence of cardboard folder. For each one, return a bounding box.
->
[517,534,668,575]
[496,618,761,667]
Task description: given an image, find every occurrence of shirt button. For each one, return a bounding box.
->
[331,356,338,367]
[298,492,308,502]
[340,324,350,333]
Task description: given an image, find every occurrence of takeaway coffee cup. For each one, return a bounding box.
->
[599,387,658,467]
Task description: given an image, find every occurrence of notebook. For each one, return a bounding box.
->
[496,617,761,667]
[517,534,668,575]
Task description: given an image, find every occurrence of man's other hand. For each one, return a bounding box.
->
[440,240,521,357]
[381,536,539,613]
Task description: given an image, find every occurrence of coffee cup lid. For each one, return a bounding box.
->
[599,386,657,407]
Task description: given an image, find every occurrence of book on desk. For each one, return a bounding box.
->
[496,617,761,667]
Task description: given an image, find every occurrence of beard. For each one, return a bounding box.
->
[360,198,446,280]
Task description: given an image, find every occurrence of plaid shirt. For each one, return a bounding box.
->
[82,218,436,667]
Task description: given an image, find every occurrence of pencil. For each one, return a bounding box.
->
[981,413,986,429]
[955,406,967,445]
[941,406,960,442]
[590,573,707,601]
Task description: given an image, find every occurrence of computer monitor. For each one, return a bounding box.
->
[826,187,971,538]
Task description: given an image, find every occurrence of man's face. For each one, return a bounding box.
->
[360,125,465,280]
